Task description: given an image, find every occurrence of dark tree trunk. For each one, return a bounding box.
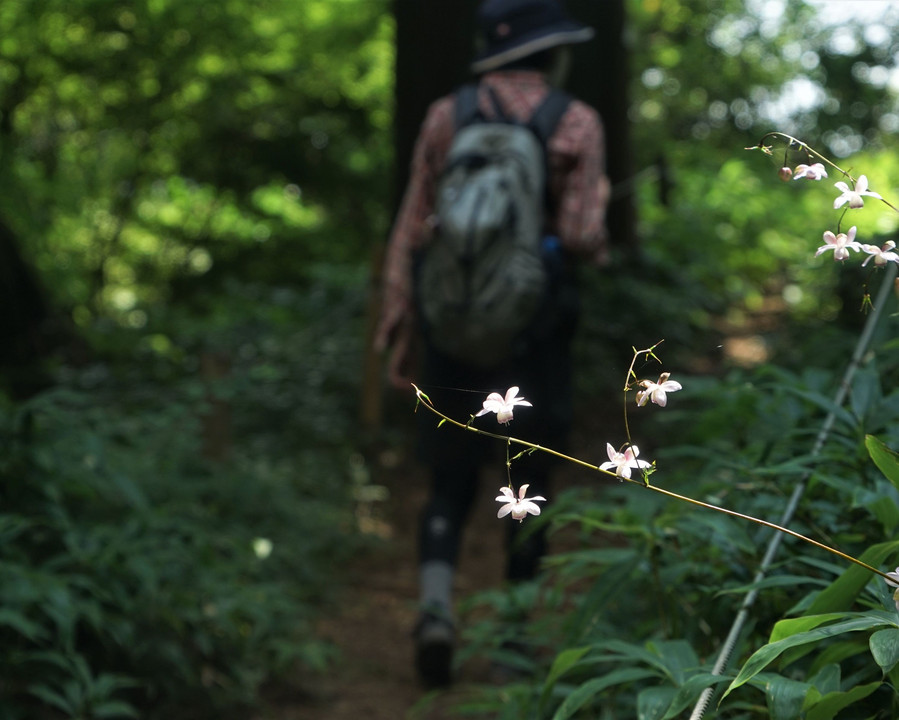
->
[567,0,636,250]
[0,218,55,398]
[391,0,479,209]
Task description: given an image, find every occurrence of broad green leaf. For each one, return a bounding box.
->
[770,613,848,643]
[725,613,895,697]
[806,541,899,615]
[551,668,657,720]
[755,672,813,720]
[637,686,675,720]
[808,663,841,696]
[805,681,881,720]
[867,435,899,489]
[870,628,899,673]
[850,369,880,421]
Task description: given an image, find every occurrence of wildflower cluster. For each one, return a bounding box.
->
[758,134,898,269]
[471,352,682,518]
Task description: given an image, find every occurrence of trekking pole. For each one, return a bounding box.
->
[688,260,898,720]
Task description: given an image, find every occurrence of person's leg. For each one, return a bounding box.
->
[414,461,480,687]
[418,462,480,614]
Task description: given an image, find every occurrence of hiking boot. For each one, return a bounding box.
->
[414,610,454,687]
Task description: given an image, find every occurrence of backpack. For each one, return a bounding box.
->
[415,83,571,368]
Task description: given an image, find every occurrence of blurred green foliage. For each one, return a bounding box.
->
[0,0,393,329]
[2,0,899,717]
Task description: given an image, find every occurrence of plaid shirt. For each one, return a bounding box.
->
[376,70,609,349]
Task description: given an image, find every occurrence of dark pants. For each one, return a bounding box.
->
[416,280,578,581]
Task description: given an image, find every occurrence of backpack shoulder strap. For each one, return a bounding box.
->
[453,84,482,130]
[527,89,572,146]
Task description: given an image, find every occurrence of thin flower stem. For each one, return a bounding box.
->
[621,341,664,447]
[412,383,615,477]
[411,383,895,585]
[644,484,892,582]
[750,132,899,214]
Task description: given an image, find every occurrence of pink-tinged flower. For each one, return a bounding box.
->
[778,166,793,182]
[861,240,899,267]
[834,175,882,209]
[476,386,532,425]
[815,226,861,261]
[496,484,546,522]
[599,443,652,480]
[793,162,827,181]
[636,372,683,408]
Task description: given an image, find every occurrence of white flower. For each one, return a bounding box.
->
[475,386,532,425]
[833,175,882,210]
[252,537,273,560]
[815,226,861,262]
[496,484,546,522]
[793,163,827,181]
[599,443,652,480]
[860,240,899,267]
[636,372,683,408]
[885,567,899,588]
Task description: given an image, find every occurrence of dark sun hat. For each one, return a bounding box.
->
[471,0,595,74]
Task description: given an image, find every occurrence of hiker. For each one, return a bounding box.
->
[375,0,610,686]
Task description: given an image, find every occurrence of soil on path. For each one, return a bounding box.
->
[275,450,513,720]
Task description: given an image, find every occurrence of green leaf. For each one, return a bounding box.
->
[637,686,675,720]
[755,672,814,720]
[661,673,731,719]
[725,612,895,698]
[866,435,899,489]
[870,628,899,673]
[805,681,881,720]
[28,684,75,714]
[806,541,899,615]
[551,668,657,720]
[92,700,140,719]
[539,646,590,708]
[770,613,848,643]
[0,608,49,642]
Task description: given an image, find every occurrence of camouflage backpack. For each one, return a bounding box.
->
[416,83,570,367]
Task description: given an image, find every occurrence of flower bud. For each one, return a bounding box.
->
[778,166,793,182]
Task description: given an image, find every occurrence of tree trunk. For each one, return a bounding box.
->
[567,0,635,250]
[391,0,479,210]
[0,218,54,398]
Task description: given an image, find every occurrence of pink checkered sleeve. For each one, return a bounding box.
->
[549,101,608,262]
[375,97,454,349]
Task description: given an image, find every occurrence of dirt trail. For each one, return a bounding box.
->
[275,454,512,720]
